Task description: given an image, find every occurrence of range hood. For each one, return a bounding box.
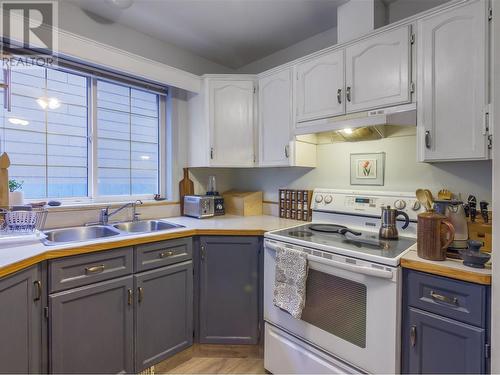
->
[294,103,417,142]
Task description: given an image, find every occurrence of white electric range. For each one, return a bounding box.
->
[263,189,423,374]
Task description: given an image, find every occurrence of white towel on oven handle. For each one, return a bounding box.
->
[273,246,308,319]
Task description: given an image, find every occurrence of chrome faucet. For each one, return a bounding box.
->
[95,200,143,225]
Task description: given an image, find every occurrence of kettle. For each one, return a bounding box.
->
[379,205,410,239]
[434,200,468,249]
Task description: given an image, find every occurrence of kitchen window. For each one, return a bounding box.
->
[0,63,166,201]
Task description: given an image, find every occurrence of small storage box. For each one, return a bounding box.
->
[223,191,263,216]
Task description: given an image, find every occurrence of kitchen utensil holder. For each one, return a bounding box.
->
[0,209,48,233]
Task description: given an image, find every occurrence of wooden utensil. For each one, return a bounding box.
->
[424,189,434,208]
[0,153,10,208]
[416,189,431,211]
[417,211,455,261]
[179,168,194,214]
[437,189,452,200]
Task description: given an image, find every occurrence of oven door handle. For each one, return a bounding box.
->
[307,253,394,279]
[266,242,394,279]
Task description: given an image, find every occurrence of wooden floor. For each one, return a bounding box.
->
[154,344,266,374]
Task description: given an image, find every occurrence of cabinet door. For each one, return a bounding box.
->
[417,0,488,161]
[209,79,255,167]
[199,236,260,344]
[405,307,485,374]
[49,276,134,374]
[259,69,292,166]
[0,265,43,374]
[295,49,345,123]
[345,26,411,113]
[135,261,193,372]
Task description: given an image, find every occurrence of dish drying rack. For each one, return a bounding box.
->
[0,209,48,233]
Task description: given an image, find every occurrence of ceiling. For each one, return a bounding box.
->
[69,0,347,69]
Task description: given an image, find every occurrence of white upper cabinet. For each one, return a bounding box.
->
[345,26,412,113]
[187,77,256,168]
[259,69,316,167]
[259,69,292,166]
[295,49,345,124]
[208,79,255,167]
[416,0,489,162]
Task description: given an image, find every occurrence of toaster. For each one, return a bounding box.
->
[183,195,214,218]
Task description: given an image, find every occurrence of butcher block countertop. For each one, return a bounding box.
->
[401,244,492,285]
[0,215,301,278]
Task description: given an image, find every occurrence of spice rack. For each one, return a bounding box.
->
[279,189,313,221]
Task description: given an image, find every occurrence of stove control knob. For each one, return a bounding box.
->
[324,195,333,204]
[315,195,323,203]
[412,201,421,211]
[394,199,406,209]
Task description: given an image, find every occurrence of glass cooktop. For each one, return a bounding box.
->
[270,223,416,260]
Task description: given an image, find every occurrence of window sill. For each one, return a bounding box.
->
[28,199,179,213]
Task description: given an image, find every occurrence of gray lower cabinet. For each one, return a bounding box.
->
[49,276,134,374]
[198,236,261,344]
[406,307,485,374]
[0,264,44,374]
[135,261,193,372]
[402,269,490,374]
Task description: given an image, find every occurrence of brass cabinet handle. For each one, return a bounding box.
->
[430,290,458,305]
[410,326,417,347]
[159,251,174,258]
[425,130,431,149]
[346,86,351,102]
[200,245,206,261]
[85,264,105,274]
[337,88,342,104]
[33,280,42,301]
[127,289,133,305]
[138,287,144,303]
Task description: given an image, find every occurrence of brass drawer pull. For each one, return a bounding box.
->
[410,326,417,347]
[430,290,458,305]
[33,280,42,301]
[138,287,144,303]
[127,289,133,305]
[85,264,105,274]
[159,251,174,258]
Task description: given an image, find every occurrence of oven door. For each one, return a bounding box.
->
[264,239,401,374]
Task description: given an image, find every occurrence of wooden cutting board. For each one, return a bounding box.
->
[179,168,194,214]
[0,153,10,208]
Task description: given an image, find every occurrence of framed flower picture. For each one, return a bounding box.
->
[350,152,385,186]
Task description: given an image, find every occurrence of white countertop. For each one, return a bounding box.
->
[0,215,301,276]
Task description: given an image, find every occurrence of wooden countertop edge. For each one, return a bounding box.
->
[400,258,492,285]
[0,228,267,278]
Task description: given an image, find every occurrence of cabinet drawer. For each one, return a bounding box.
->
[405,270,487,327]
[49,248,133,293]
[135,238,192,272]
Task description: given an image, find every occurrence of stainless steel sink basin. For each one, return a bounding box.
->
[113,220,183,233]
[43,225,121,245]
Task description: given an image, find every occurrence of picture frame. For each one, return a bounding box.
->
[350,152,385,186]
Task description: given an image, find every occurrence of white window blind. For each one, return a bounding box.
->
[96,80,159,196]
[0,67,88,199]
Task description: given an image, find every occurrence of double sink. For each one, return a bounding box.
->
[42,220,184,246]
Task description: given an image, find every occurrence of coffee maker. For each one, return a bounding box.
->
[434,200,468,250]
[206,176,224,216]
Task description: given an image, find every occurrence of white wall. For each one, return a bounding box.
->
[236,0,449,74]
[236,27,338,74]
[201,135,492,203]
[387,0,450,23]
[57,1,233,75]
